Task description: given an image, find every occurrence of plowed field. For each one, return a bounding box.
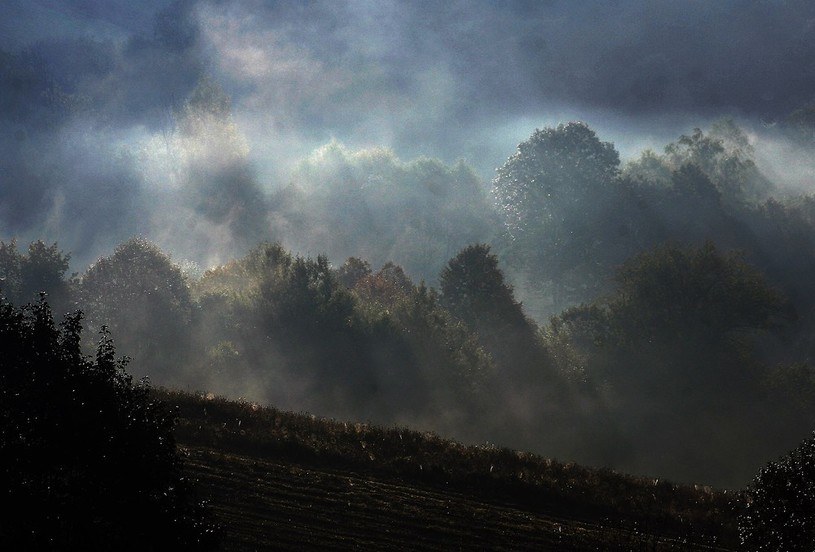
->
[182,446,737,551]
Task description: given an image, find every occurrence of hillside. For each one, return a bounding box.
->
[162,390,742,551]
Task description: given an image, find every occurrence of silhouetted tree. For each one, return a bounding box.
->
[440,244,534,362]
[0,297,217,549]
[492,121,620,243]
[438,245,606,456]
[740,432,815,551]
[191,242,493,429]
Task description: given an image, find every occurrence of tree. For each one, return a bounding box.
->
[0,239,72,311]
[271,142,495,284]
[610,241,786,346]
[439,245,594,454]
[785,101,815,146]
[440,244,530,344]
[78,238,193,381]
[353,261,415,307]
[192,243,493,429]
[663,122,773,206]
[492,121,620,243]
[553,241,788,394]
[336,257,372,289]
[740,433,815,551]
[0,239,22,301]
[491,122,622,315]
[546,242,791,484]
[0,297,217,549]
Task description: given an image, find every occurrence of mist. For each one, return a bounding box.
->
[4,0,815,488]
[6,0,815,268]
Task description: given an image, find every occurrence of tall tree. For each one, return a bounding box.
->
[492,121,619,244]
[78,237,193,381]
[491,122,622,314]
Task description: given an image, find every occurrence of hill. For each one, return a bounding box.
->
[161,390,742,550]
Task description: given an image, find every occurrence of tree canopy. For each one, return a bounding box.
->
[492,121,620,242]
[78,237,193,378]
[0,239,72,312]
[546,242,792,484]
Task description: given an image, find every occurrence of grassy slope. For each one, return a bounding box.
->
[158,390,742,551]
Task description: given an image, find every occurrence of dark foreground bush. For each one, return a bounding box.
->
[0,297,218,550]
[740,432,815,551]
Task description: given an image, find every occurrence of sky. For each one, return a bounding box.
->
[2,0,815,267]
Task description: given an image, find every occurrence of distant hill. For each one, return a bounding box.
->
[162,390,741,551]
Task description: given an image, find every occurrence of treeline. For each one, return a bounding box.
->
[0,237,591,456]
[6,118,815,487]
[1,234,812,488]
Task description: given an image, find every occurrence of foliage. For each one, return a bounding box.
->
[658,121,772,206]
[492,121,619,243]
[550,241,788,392]
[546,242,791,485]
[740,433,815,551]
[495,120,774,318]
[611,241,786,343]
[191,242,492,430]
[0,239,72,311]
[785,101,815,146]
[440,244,540,374]
[441,244,526,328]
[491,122,627,314]
[336,256,372,289]
[0,298,217,549]
[352,261,415,307]
[78,237,193,379]
[439,244,615,459]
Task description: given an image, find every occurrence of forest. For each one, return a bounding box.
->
[5,1,815,549]
[4,115,815,490]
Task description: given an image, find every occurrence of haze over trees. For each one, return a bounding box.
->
[7,107,815,489]
[272,142,496,284]
[7,1,815,493]
[8,3,815,548]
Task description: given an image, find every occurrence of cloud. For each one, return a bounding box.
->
[3,0,815,269]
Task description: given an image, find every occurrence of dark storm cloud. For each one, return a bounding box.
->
[2,0,204,128]
[377,0,815,119]
[7,0,815,130]
[183,0,815,177]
